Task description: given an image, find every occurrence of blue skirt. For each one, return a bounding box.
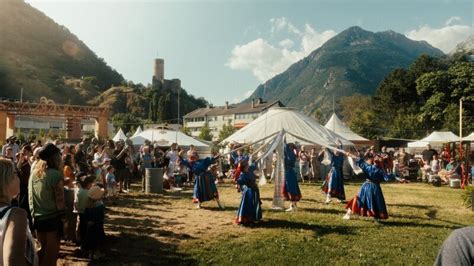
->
[235,186,262,224]
[192,174,218,203]
[282,169,302,201]
[346,181,388,219]
[322,167,345,200]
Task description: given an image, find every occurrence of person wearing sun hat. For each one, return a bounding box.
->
[28,143,65,265]
[82,186,106,260]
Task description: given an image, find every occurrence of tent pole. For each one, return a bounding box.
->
[285,131,346,154]
[221,131,279,156]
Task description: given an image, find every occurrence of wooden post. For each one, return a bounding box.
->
[0,111,7,144]
[94,115,108,140]
[6,115,15,138]
[66,118,82,140]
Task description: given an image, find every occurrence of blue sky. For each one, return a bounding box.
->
[26,0,473,105]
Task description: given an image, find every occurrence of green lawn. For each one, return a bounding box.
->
[60,180,474,265]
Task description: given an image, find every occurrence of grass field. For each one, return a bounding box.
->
[59,180,474,265]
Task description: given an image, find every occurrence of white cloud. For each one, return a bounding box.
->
[270,17,301,35]
[270,17,288,33]
[227,21,337,82]
[232,90,254,103]
[301,24,337,53]
[278,38,294,49]
[406,21,472,53]
[226,38,301,82]
[445,16,461,26]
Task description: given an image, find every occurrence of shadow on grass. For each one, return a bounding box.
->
[387,203,435,209]
[304,208,346,215]
[381,220,462,229]
[257,218,356,236]
[203,205,238,211]
[93,233,196,266]
[108,208,165,219]
[93,213,196,265]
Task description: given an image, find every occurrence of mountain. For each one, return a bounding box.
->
[244,26,444,118]
[0,0,124,104]
[449,35,474,55]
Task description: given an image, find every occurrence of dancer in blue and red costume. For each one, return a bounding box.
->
[231,149,249,182]
[181,155,224,209]
[281,143,302,212]
[235,159,262,225]
[343,151,405,223]
[321,142,346,204]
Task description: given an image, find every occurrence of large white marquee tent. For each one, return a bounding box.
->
[222,107,352,147]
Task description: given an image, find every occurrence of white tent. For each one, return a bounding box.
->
[130,128,209,147]
[112,128,127,142]
[222,107,352,147]
[324,113,369,142]
[407,140,430,148]
[420,131,460,143]
[463,132,474,141]
[132,126,143,137]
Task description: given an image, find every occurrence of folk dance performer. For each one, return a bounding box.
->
[322,143,346,204]
[235,160,262,225]
[343,152,405,223]
[281,143,302,211]
[231,149,248,182]
[181,156,223,209]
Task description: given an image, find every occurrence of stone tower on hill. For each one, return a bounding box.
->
[153,58,164,82]
[152,58,181,92]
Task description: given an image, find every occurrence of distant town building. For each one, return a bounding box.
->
[13,117,114,139]
[183,98,284,141]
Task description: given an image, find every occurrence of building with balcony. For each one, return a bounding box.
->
[183,98,284,141]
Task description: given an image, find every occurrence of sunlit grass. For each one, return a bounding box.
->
[60,180,474,265]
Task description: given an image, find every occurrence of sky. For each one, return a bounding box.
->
[25,0,473,105]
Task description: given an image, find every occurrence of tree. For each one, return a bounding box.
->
[340,94,371,124]
[111,113,142,133]
[199,122,213,141]
[38,128,45,139]
[349,109,380,139]
[15,128,26,144]
[181,126,191,136]
[217,120,235,142]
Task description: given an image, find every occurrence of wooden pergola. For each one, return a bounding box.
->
[0,97,109,142]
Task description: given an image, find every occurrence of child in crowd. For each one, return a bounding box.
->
[106,165,117,199]
[431,154,440,175]
[83,186,106,260]
[74,174,95,250]
[92,160,106,188]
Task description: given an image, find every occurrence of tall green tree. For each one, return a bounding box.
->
[218,120,236,142]
[181,126,191,136]
[111,113,142,133]
[199,122,213,141]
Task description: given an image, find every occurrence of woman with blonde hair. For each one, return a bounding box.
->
[28,144,65,266]
[0,158,37,265]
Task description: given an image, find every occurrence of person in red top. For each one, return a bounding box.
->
[440,146,451,169]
